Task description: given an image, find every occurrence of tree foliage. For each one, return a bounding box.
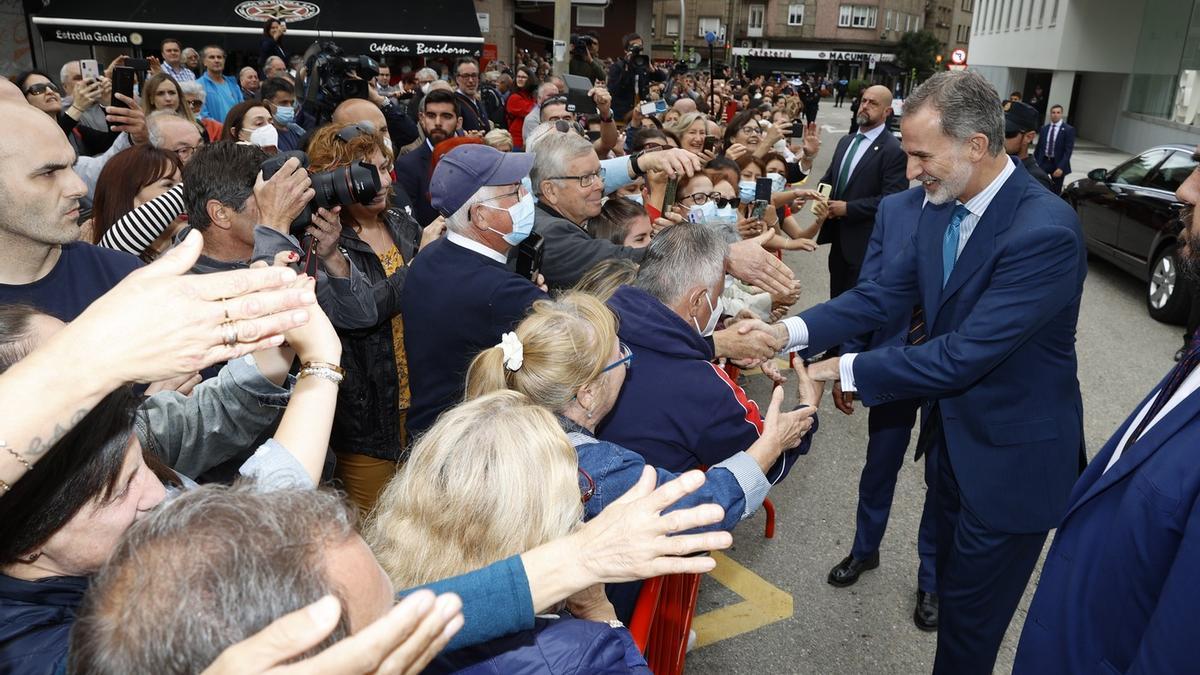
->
[895,31,943,81]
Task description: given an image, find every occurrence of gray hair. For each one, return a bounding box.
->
[59,61,78,88]
[903,70,1005,156]
[528,130,594,198]
[179,80,206,102]
[145,110,194,148]
[416,67,438,81]
[68,484,357,675]
[445,184,506,235]
[536,82,559,101]
[634,223,728,306]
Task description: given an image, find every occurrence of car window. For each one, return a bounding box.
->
[1144,150,1197,193]
[1110,149,1170,186]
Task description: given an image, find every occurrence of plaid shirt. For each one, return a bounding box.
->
[161,62,195,83]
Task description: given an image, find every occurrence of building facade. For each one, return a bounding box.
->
[967,0,1200,154]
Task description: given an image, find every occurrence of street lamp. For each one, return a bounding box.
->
[705,30,717,117]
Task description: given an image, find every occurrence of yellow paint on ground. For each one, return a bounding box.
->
[691,551,794,649]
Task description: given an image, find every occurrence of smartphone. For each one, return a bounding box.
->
[110,66,136,108]
[514,232,545,282]
[125,57,151,71]
[80,59,100,81]
[654,99,668,115]
[586,129,602,142]
[812,182,833,215]
[662,177,679,213]
[703,135,718,153]
[639,100,658,116]
[790,118,806,137]
[751,177,772,220]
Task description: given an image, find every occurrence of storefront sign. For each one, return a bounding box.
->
[732,47,895,63]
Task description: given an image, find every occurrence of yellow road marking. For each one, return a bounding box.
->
[691,551,794,648]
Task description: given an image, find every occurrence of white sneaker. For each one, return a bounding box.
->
[686,629,698,653]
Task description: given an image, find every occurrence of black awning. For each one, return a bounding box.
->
[31,0,484,59]
[745,57,826,76]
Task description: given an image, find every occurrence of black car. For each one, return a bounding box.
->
[1063,144,1195,324]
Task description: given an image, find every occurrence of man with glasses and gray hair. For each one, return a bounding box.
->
[401,144,547,440]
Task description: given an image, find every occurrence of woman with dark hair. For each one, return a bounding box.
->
[588,195,652,248]
[140,72,189,118]
[221,100,276,149]
[12,70,115,157]
[0,296,343,675]
[505,66,538,150]
[260,18,287,67]
[88,145,185,262]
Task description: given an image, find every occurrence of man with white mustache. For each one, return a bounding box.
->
[770,70,1087,674]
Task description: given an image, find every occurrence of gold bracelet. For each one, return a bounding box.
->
[0,478,9,493]
[300,361,344,376]
[5,447,32,472]
[298,366,344,385]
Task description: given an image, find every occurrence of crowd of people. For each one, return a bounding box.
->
[0,25,1197,675]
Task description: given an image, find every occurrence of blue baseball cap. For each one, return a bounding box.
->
[430,145,534,217]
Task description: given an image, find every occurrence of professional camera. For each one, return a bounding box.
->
[571,35,591,60]
[300,41,380,126]
[260,150,382,237]
[628,44,650,71]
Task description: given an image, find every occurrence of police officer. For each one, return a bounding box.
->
[1003,100,1054,192]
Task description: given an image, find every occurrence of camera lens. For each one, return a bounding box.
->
[310,161,382,210]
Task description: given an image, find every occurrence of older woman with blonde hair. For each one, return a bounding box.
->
[663,111,707,156]
[482,128,513,152]
[463,292,819,618]
[366,390,651,673]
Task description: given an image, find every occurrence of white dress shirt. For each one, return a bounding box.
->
[1104,368,1200,473]
[783,159,1016,392]
[446,231,507,264]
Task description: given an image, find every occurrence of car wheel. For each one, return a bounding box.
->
[1147,245,1192,324]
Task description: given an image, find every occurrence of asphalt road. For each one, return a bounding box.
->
[684,102,1183,674]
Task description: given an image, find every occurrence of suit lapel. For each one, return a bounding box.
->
[1062,383,1200,524]
[918,202,952,329]
[938,167,1025,310]
[842,133,889,195]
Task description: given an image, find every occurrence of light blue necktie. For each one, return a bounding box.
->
[942,204,971,287]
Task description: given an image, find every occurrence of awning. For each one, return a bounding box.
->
[30,0,484,60]
[745,57,826,76]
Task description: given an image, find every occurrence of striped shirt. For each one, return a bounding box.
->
[98,184,186,257]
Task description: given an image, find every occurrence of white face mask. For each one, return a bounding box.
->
[383,136,394,153]
[248,124,279,149]
[692,290,722,337]
[421,82,432,95]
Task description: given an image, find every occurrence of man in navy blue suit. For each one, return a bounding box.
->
[1013,145,1200,674]
[815,84,909,301]
[826,188,939,633]
[1033,103,1074,195]
[771,71,1086,673]
[394,89,462,227]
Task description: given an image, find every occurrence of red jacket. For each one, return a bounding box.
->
[506,90,536,149]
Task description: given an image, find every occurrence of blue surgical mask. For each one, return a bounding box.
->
[274,105,295,124]
[767,172,786,193]
[688,201,718,223]
[482,191,536,245]
[738,180,757,203]
[624,192,644,206]
[715,204,738,225]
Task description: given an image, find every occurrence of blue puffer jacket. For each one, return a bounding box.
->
[427,615,650,674]
[599,286,814,481]
[0,574,87,675]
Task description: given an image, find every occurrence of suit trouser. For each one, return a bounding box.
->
[930,427,1047,675]
[850,398,937,593]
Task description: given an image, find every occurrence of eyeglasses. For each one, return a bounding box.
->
[600,342,634,373]
[187,99,203,110]
[24,82,59,96]
[738,125,763,136]
[639,143,666,153]
[172,144,201,160]
[681,191,723,206]
[549,166,605,188]
[579,468,595,504]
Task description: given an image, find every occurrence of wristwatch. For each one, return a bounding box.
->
[605,619,626,629]
[630,151,646,177]
[599,112,614,124]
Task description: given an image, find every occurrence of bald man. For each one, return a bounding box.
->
[333,86,418,155]
[331,98,414,212]
[0,103,140,320]
[672,97,697,115]
[0,77,23,104]
[815,84,907,300]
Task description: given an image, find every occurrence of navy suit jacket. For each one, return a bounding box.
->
[1034,122,1075,174]
[843,187,925,354]
[394,142,438,226]
[799,163,1087,533]
[816,127,908,266]
[1014,378,1200,674]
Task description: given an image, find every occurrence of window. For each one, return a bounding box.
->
[1145,151,1197,192]
[698,16,722,38]
[665,15,679,37]
[915,14,922,30]
[962,0,974,11]
[748,5,765,31]
[788,3,805,26]
[956,24,970,42]
[1025,0,1034,27]
[576,6,604,28]
[905,13,913,31]
[839,5,877,28]
[992,0,1001,31]
[1006,0,1015,30]
[1037,0,1046,26]
[1050,0,1059,26]
[1111,149,1170,186]
[1016,0,1024,28]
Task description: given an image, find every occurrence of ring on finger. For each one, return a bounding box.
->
[221,321,238,348]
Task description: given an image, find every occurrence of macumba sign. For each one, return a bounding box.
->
[732,47,895,63]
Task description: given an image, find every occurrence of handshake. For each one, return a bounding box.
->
[714,314,790,368]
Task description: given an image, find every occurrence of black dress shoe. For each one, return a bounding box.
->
[826,552,880,587]
[913,590,939,632]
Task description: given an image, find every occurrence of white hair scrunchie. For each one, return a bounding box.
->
[499,332,524,372]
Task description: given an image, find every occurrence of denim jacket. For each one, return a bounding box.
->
[136,355,294,479]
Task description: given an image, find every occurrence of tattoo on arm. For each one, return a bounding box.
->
[23,408,89,459]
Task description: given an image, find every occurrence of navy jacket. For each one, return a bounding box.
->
[401,237,546,439]
[599,286,812,480]
[816,127,908,267]
[394,141,438,226]
[799,165,1086,533]
[429,615,649,674]
[1034,122,1075,175]
[1014,378,1200,674]
[0,574,87,675]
